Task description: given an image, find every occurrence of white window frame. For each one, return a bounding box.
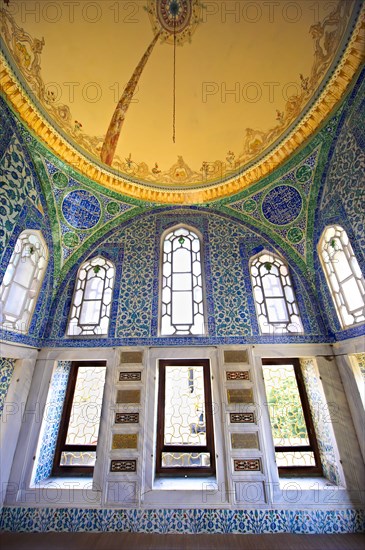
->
[249,250,303,335]
[0,229,48,334]
[159,225,206,336]
[142,347,228,506]
[66,255,115,337]
[318,225,365,328]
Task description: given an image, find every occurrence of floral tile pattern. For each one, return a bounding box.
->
[301,359,341,485]
[0,507,363,534]
[33,361,71,483]
[0,357,15,418]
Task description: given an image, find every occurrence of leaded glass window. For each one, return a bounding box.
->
[262,358,322,475]
[52,361,106,475]
[160,227,205,335]
[156,359,215,476]
[250,251,303,335]
[0,230,48,333]
[319,225,365,328]
[67,256,115,336]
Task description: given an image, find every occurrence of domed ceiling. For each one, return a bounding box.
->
[0,0,364,203]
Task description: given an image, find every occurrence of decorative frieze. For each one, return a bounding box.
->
[234,459,261,472]
[119,371,142,382]
[115,412,139,424]
[230,412,255,424]
[110,459,137,473]
[226,370,249,381]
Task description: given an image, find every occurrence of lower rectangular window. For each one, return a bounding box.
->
[52,360,106,476]
[156,359,215,476]
[262,358,322,476]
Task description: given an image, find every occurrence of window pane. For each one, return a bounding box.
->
[262,273,283,297]
[162,452,210,468]
[65,366,106,445]
[266,298,289,322]
[84,274,105,300]
[13,257,35,287]
[275,451,315,468]
[250,253,303,334]
[342,278,364,311]
[172,292,193,325]
[79,299,102,326]
[60,451,96,467]
[263,364,310,447]
[332,250,352,282]
[164,366,206,446]
[3,285,27,316]
[160,228,205,336]
[173,247,191,272]
[172,273,192,291]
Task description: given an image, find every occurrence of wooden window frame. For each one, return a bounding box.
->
[156,359,216,477]
[262,358,322,476]
[52,360,106,477]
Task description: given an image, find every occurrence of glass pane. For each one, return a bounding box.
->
[84,274,104,300]
[262,273,283,297]
[275,451,315,468]
[172,292,193,325]
[263,364,310,447]
[173,247,192,272]
[164,366,206,446]
[13,257,35,287]
[79,300,102,325]
[342,278,364,311]
[332,250,352,282]
[266,298,289,322]
[4,284,27,316]
[60,451,96,467]
[65,366,106,445]
[161,452,210,468]
[172,273,192,291]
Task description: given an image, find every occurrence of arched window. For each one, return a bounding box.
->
[67,256,115,336]
[160,226,205,336]
[0,230,48,333]
[250,250,303,335]
[319,225,365,328]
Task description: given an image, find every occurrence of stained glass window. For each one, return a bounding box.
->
[156,359,215,476]
[250,251,303,335]
[160,226,205,335]
[319,225,365,328]
[0,230,48,333]
[262,358,322,475]
[67,256,115,336]
[52,361,106,475]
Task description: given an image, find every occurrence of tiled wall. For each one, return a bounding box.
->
[0,506,364,534]
[301,359,342,485]
[0,357,15,418]
[0,70,364,348]
[33,361,71,483]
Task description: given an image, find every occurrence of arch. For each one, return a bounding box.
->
[249,249,303,335]
[0,230,48,333]
[160,225,206,336]
[318,225,365,328]
[67,255,115,336]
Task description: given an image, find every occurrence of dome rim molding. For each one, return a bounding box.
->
[0,14,364,205]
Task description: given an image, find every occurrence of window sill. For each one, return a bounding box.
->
[279,477,338,490]
[32,477,96,490]
[153,476,217,492]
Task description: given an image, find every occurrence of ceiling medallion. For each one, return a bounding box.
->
[147,0,202,45]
